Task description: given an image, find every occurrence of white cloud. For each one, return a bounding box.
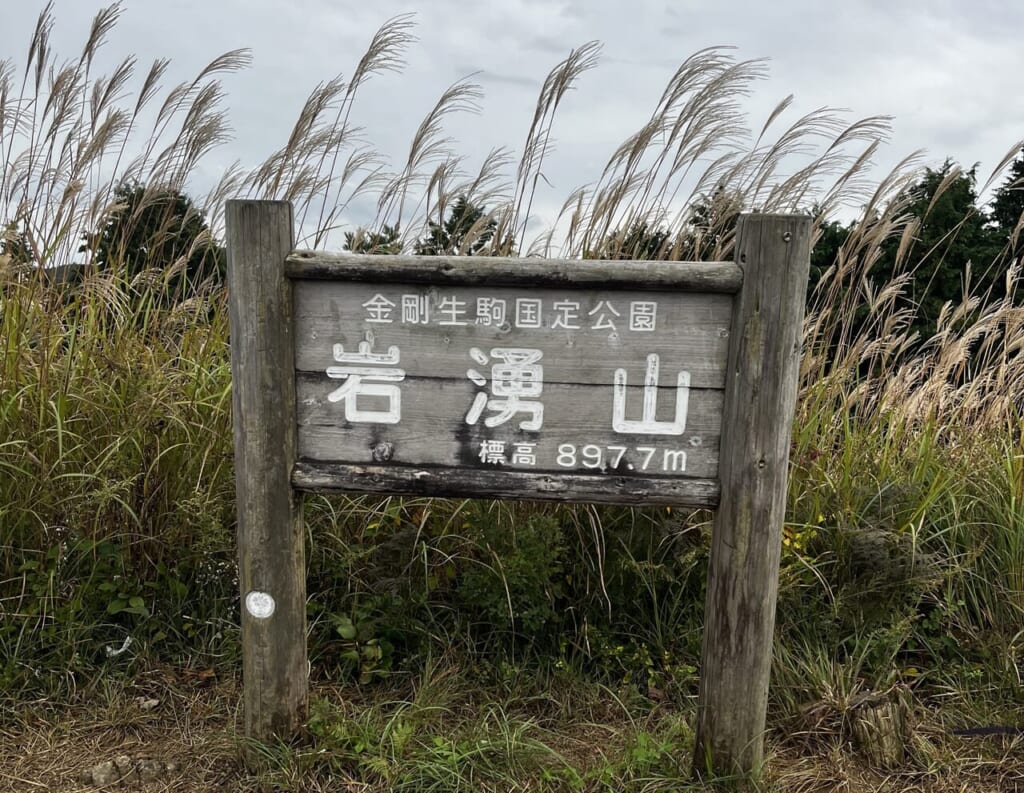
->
[3,0,1021,240]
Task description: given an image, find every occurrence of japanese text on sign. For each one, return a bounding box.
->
[296,282,731,480]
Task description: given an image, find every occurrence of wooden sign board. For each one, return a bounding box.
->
[225,201,811,779]
[291,277,733,506]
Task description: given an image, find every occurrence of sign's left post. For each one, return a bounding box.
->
[225,200,307,743]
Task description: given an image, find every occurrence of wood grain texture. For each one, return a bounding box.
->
[297,374,722,479]
[292,279,729,497]
[693,214,812,777]
[226,200,307,744]
[292,461,721,507]
[292,282,733,389]
[286,250,743,293]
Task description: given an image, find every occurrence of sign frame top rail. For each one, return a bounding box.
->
[284,249,744,293]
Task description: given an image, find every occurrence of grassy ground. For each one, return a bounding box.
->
[3,669,1022,792]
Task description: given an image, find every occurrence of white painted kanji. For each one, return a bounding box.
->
[588,300,621,330]
[437,295,468,326]
[475,297,507,326]
[628,301,657,331]
[612,353,689,435]
[551,299,581,329]
[401,294,429,324]
[515,299,543,329]
[465,347,544,430]
[362,293,396,323]
[479,439,507,464]
[511,443,537,466]
[326,341,406,424]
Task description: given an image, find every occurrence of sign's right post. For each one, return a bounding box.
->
[694,214,812,778]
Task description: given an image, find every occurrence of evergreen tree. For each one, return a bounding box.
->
[414,196,496,256]
[590,191,744,262]
[807,216,853,299]
[594,220,672,260]
[343,224,402,255]
[1,222,35,265]
[872,161,1002,338]
[988,148,1024,262]
[82,183,224,300]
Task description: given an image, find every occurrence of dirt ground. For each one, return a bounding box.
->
[3,670,1022,792]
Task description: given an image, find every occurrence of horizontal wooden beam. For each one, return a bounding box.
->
[285,250,743,294]
[292,461,720,507]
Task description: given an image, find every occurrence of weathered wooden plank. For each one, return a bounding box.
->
[225,200,307,745]
[297,374,722,479]
[694,214,812,777]
[286,250,743,293]
[292,461,721,507]
[292,281,733,389]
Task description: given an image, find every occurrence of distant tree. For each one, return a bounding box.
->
[594,220,672,260]
[807,217,853,299]
[678,188,743,260]
[872,161,1002,339]
[343,224,402,255]
[1,221,35,266]
[590,190,744,262]
[82,183,224,300]
[414,196,496,256]
[988,148,1024,262]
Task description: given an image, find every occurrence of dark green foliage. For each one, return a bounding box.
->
[873,162,1003,338]
[988,147,1024,261]
[414,196,496,255]
[1,222,34,265]
[809,162,1013,348]
[588,512,706,695]
[808,217,851,298]
[593,169,1014,350]
[298,498,709,693]
[1,530,239,695]
[82,183,225,300]
[592,192,742,262]
[682,188,742,259]
[457,512,566,639]
[344,224,402,255]
[596,221,674,260]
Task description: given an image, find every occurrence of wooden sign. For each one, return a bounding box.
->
[290,268,737,506]
[225,201,811,779]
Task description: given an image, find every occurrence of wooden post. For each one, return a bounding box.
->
[694,214,811,777]
[225,200,307,743]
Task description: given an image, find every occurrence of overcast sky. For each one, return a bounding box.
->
[3,0,1022,245]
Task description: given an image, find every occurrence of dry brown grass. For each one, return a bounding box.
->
[3,675,1022,792]
[766,742,1024,793]
[2,674,244,792]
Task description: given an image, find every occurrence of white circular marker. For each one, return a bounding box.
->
[245,590,276,619]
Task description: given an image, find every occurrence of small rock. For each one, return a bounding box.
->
[134,696,160,711]
[114,754,137,783]
[77,768,95,784]
[91,761,117,786]
[164,760,180,774]
[137,758,164,782]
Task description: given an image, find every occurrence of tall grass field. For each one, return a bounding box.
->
[1,4,1023,791]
